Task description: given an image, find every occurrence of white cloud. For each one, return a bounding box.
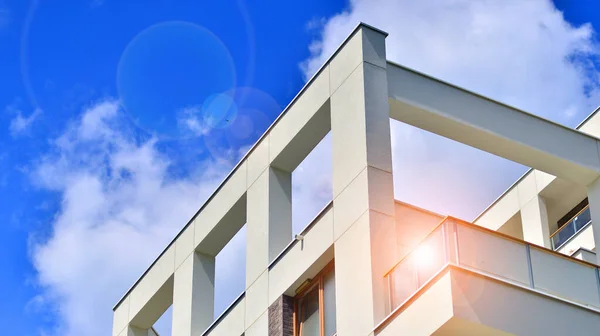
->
[9,107,42,137]
[302,0,600,219]
[29,98,329,336]
[28,2,600,335]
[176,105,210,137]
[30,100,241,336]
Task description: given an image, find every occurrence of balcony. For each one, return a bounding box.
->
[376,217,600,335]
[551,205,592,251]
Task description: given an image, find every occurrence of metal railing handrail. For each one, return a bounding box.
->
[550,204,590,239]
[552,220,593,251]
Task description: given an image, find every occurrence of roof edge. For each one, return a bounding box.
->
[113,22,388,311]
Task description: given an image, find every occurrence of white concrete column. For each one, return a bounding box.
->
[520,196,551,248]
[245,166,291,330]
[586,177,600,264]
[266,167,292,263]
[330,25,396,335]
[246,166,292,287]
[171,252,215,336]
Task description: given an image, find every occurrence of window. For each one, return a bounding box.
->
[556,198,588,229]
[551,202,592,250]
[294,262,336,336]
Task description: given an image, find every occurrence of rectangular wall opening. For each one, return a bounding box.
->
[291,132,332,236]
[214,224,247,319]
[389,119,525,220]
[152,305,172,336]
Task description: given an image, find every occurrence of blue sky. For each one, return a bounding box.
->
[0,1,599,335]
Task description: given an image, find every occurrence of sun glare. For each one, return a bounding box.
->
[413,244,434,267]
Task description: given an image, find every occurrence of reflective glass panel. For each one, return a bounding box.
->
[299,288,320,336]
[323,269,336,336]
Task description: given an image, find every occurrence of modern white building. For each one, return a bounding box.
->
[112,23,600,336]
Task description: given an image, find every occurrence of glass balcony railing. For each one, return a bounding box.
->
[383,217,600,318]
[386,224,447,309]
[550,206,592,250]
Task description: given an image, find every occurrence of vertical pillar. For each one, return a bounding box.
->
[246,165,292,330]
[586,177,600,264]
[246,166,292,286]
[267,167,293,262]
[171,252,215,336]
[330,25,396,335]
[520,196,551,248]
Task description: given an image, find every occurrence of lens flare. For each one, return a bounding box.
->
[203,93,238,130]
[117,21,236,140]
[413,244,434,267]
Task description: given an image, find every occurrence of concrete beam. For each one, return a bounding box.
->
[194,163,248,255]
[270,87,331,173]
[127,247,175,330]
[387,62,600,186]
[129,276,173,329]
[267,207,334,306]
[196,195,247,256]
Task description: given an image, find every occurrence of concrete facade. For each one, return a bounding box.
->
[113,23,600,336]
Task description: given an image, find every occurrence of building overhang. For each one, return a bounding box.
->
[387,61,600,186]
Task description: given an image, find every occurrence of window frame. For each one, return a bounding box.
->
[293,261,336,336]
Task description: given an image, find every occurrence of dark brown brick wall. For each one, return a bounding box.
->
[268,295,294,336]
